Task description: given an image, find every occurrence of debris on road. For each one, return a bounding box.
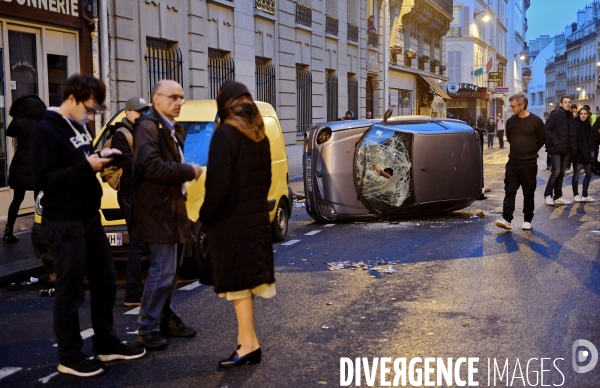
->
[40,288,55,297]
[326,260,403,274]
[29,277,39,284]
[322,325,330,329]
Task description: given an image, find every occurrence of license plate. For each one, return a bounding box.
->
[106,232,123,246]
[306,154,312,192]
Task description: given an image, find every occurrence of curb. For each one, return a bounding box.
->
[0,258,44,286]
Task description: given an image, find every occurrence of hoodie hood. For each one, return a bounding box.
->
[9,94,46,120]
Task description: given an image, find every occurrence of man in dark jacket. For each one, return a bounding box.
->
[109,97,149,306]
[31,74,145,377]
[495,93,546,231]
[544,95,577,205]
[133,80,202,350]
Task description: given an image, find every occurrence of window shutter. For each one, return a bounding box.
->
[462,7,470,37]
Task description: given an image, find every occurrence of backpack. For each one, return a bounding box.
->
[100,126,133,191]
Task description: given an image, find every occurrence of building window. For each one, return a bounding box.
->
[255,58,276,108]
[366,76,375,117]
[208,49,235,99]
[447,51,462,83]
[348,73,358,117]
[326,70,338,121]
[145,39,183,98]
[296,65,312,135]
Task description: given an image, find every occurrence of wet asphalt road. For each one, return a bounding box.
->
[0,148,599,387]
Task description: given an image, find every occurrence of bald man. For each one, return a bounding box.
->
[132,80,203,349]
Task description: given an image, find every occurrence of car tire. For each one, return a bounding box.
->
[271,199,289,242]
[192,223,213,285]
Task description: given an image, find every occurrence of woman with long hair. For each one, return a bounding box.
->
[200,81,275,367]
[486,117,496,149]
[572,107,595,202]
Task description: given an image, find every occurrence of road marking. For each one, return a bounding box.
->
[179,281,201,291]
[53,328,94,347]
[282,239,301,246]
[39,372,59,384]
[323,224,335,227]
[0,367,21,381]
[125,306,140,315]
[305,230,321,236]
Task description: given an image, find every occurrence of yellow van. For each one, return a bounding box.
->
[32,100,292,273]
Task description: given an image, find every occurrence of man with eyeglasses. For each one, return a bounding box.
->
[132,80,202,350]
[31,74,146,377]
[495,93,546,231]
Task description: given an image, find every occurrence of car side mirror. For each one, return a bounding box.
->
[383,109,393,123]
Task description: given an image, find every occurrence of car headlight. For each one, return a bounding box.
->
[35,191,44,216]
[316,127,332,145]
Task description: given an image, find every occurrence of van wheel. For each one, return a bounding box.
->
[192,223,213,285]
[271,200,289,242]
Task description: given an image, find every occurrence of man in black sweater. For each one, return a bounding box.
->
[496,93,546,231]
[31,74,145,377]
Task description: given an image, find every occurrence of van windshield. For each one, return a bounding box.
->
[180,122,216,166]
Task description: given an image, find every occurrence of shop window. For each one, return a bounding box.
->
[208,49,235,99]
[47,54,68,107]
[8,31,39,103]
[326,70,338,121]
[145,39,183,98]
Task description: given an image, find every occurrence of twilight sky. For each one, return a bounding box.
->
[527,0,594,41]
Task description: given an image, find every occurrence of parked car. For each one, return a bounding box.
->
[303,116,482,222]
[32,100,293,273]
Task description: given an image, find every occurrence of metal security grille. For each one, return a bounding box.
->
[255,0,275,14]
[256,59,276,107]
[326,71,338,122]
[348,23,359,42]
[295,2,312,27]
[326,15,339,35]
[296,67,312,135]
[366,76,374,117]
[208,51,235,99]
[348,75,358,118]
[145,42,183,98]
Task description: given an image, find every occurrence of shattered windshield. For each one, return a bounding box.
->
[356,128,412,209]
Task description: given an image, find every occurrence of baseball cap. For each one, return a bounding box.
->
[125,97,149,111]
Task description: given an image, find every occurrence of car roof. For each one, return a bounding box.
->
[176,100,276,122]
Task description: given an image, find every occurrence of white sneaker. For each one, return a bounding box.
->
[522,222,532,230]
[554,197,572,205]
[583,196,596,202]
[495,219,512,230]
[574,195,583,202]
[545,196,555,205]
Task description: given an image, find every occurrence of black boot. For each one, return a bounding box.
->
[3,227,19,243]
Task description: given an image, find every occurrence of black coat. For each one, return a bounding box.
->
[131,107,196,244]
[7,95,46,190]
[572,118,593,164]
[486,122,496,133]
[109,118,135,197]
[199,124,274,294]
[476,118,486,129]
[545,109,576,155]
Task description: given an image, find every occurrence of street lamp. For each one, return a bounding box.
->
[519,54,526,60]
[596,61,600,67]
[474,10,491,22]
[577,86,582,91]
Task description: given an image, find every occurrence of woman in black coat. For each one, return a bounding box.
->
[572,107,595,202]
[485,117,496,149]
[4,95,46,242]
[200,81,275,367]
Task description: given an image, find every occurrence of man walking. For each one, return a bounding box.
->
[544,96,576,205]
[32,74,145,377]
[496,93,546,231]
[106,97,149,306]
[133,80,203,349]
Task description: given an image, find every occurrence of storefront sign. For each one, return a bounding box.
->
[457,83,479,92]
[495,87,509,93]
[447,100,468,108]
[0,0,80,17]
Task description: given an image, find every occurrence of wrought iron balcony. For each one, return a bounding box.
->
[326,15,338,36]
[448,27,461,36]
[431,0,453,15]
[254,0,275,15]
[368,31,378,47]
[348,23,358,42]
[295,2,312,27]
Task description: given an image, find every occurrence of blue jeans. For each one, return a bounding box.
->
[544,153,570,199]
[117,195,147,299]
[572,163,593,197]
[138,243,183,334]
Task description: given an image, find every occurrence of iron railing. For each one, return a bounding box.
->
[295,2,312,27]
[368,31,378,47]
[145,43,183,99]
[254,0,275,14]
[326,72,338,122]
[208,52,235,99]
[448,27,461,36]
[326,15,339,35]
[366,76,374,117]
[255,59,276,108]
[296,67,312,135]
[431,0,453,15]
[348,23,359,42]
[348,75,358,117]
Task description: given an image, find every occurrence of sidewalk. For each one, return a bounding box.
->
[0,230,44,285]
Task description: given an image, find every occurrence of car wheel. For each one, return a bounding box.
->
[271,200,289,242]
[192,223,213,285]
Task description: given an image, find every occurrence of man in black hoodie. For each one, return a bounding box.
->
[495,93,546,231]
[31,74,145,377]
[543,96,577,205]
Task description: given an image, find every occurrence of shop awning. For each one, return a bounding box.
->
[419,75,451,100]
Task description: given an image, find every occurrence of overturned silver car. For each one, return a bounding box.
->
[303,116,483,222]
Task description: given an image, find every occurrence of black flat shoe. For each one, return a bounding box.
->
[219,347,261,367]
